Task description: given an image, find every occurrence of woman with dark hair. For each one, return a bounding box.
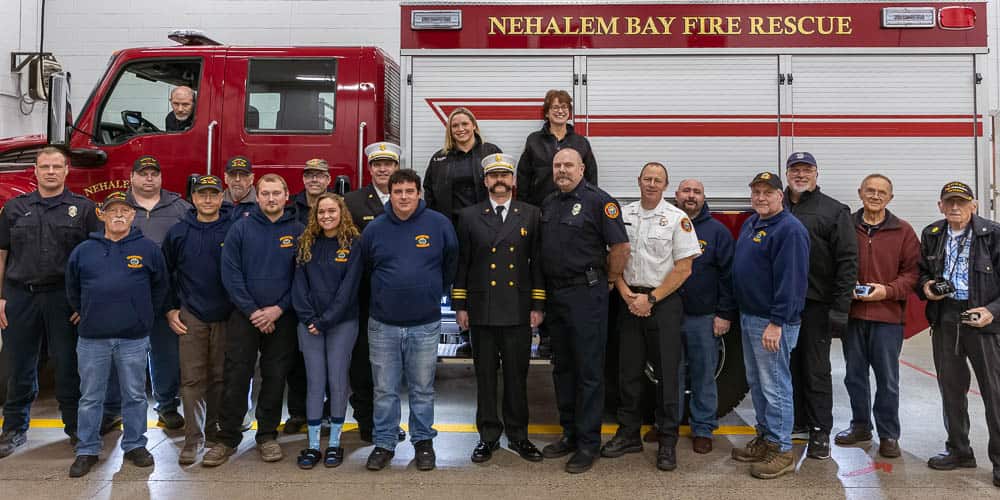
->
[424,107,502,222]
[291,193,363,469]
[516,89,599,207]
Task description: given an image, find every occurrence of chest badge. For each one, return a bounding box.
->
[68,205,78,218]
[520,227,527,237]
[335,248,350,263]
[127,255,144,269]
[279,235,294,248]
[604,202,619,219]
[660,217,668,226]
[699,239,707,250]
[415,234,431,248]
[752,230,767,243]
[571,203,582,216]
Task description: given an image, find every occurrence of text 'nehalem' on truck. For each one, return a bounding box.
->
[0,1,988,417]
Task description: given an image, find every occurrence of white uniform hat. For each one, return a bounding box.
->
[481,153,515,175]
[365,142,401,163]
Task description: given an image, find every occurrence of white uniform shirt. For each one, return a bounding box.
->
[622,199,702,288]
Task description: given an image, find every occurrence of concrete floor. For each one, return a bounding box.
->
[1,333,1000,499]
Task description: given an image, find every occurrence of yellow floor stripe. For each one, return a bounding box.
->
[2,418,757,436]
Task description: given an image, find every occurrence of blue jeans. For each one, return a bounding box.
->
[842,319,903,439]
[149,315,180,413]
[682,314,719,438]
[368,317,439,450]
[76,336,150,456]
[741,313,799,452]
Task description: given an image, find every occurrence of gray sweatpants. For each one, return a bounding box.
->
[297,320,359,423]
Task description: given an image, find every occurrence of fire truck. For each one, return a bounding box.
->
[0,2,989,417]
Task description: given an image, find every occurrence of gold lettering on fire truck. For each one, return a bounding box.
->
[488,15,852,37]
[83,179,130,197]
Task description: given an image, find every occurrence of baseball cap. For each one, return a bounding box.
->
[786,151,818,169]
[749,171,783,191]
[481,153,515,175]
[132,155,160,172]
[940,181,975,201]
[304,158,329,173]
[192,175,224,193]
[225,156,252,174]
[101,191,132,210]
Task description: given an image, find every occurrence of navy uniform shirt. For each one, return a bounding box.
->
[540,180,627,279]
[0,189,101,286]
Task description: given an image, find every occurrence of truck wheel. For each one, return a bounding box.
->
[675,320,749,422]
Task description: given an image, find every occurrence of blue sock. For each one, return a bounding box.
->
[328,418,344,448]
[307,422,321,450]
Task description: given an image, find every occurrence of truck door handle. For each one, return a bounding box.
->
[206,120,218,175]
[358,121,368,186]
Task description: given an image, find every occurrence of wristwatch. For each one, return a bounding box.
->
[647,292,658,304]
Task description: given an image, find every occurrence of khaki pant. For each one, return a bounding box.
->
[178,307,227,444]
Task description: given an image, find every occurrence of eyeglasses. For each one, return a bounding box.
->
[549,105,570,112]
[303,172,329,180]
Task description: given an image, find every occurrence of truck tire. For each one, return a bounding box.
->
[676,320,749,421]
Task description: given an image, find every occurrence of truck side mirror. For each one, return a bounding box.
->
[46,72,72,146]
[334,175,350,195]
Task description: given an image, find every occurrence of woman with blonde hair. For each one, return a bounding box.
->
[424,107,502,223]
[291,193,363,469]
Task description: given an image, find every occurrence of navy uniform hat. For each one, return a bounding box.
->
[481,153,515,175]
[133,155,161,172]
[940,181,975,201]
[365,142,401,163]
[102,191,132,210]
[749,171,783,191]
[786,151,817,168]
[226,156,252,174]
[192,175,224,193]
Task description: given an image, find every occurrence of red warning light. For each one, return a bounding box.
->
[939,6,976,30]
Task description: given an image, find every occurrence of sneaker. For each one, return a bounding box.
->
[414,439,436,471]
[157,410,185,430]
[257,439,284,462]
[750,442,797,479]
[0,430,27,459]
[283,415,307,435]
[69,455,99,478]
[124,447,155,467]
[202,444,235,467]
[179,440,203,465]
[366,447,395,471]
[731,436,769,463]
[807,431,831,460]
[834,424,873,445]
[600,432,643,458]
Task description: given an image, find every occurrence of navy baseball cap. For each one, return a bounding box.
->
[749,171,783,191]
[192,175,224,193]
[786,151,818,168]
[940,181,975,201]
[132,155,161,172]
[101,191,133,210]
[225,156,252,174]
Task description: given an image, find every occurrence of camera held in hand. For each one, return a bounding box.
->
[931,279,956,297]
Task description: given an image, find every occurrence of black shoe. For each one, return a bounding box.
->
[124,447,155,467]
[508,439,544,462]
[656,444,677,471]
[157,410,185,430]
[414,439,436,471]
[359,427,373,443]
[283,415,307,435]
[542,436,577,459]
[834,424,873,445]
[100,415,122,435]
[807,431,831,460]
[324,446,344,468]
[565,450,596,474]
[928,451,977,470]
[69,455,99,478]
[0,431,27,459]
[994,470,1000,487]
[398,428,407,442]
[601,432,643,458]
[366,447,394,471]
[471,440,499,463]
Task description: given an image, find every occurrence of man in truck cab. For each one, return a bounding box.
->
[223,156,256,219]
[165,86,195,132]
[126,155,192,430]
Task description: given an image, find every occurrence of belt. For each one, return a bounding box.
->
[629,286,655,294]
[10,281,64,293]
[547,275,591,290]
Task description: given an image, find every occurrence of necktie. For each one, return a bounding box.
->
[495,205,505,224]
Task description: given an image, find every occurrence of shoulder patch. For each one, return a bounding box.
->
[680,217,693,232]
[604,202,619,219]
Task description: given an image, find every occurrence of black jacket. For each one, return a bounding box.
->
[424,135,501,222]
[452,200,544,326]
[917,215,1000,334]
[516,122,598,207]
[344,184,386,232]
[784,187,858,313]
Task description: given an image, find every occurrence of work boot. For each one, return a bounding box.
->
[124,447,155,467]
[179,439,203,465]
[878,438,901,458]
[201,444,235,467]
[257,439,284,462]
[0,431,27,459]
[834,424,873,445]
[542,436,577,459]
[656,442,677,471]
[69,455,99,478]
[750,442,797,479]
[600,432,642,458]
[157,410,185,430]
[414,439,436,471]
[927,451,977,470]
[731,436,769,463]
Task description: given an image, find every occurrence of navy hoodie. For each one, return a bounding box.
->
[222,206,304,316]
[292,237,363,332]
[162,206,235,323]
[678,203,737,320]
[66,228,168,339]
[733,209,810,326]
[360,199,458,326]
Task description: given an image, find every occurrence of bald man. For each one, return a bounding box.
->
[166,86,195,132]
